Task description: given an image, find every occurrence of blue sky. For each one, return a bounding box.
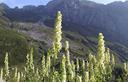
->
[91,0,125,4]
[0,0,52,8]
[0,0,125,8]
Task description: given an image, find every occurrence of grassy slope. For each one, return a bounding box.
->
[0,11,31,66]
[0,27,30,66]
[0,18,127,66]
[11,22,128,63]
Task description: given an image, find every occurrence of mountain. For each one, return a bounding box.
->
[0,0,128,63]
[0,3,10,28]
[0,4,31,65]
[3,0,128,44]
[0,27,30,65]
[9,22,128,62]
[45,0,128,44]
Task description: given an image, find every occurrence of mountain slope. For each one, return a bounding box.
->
[11,22,128,62]
[0,0,128,63]
[3,0,128,45]
[0,4,10,28]
[45,0,128,44]
[0,27,30,65]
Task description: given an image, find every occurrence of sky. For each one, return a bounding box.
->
[0,0,126,8]
[0,0,52,8]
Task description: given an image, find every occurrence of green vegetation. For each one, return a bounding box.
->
[0,6,10,28]
[0,11,128,82]
[0,27,29,65]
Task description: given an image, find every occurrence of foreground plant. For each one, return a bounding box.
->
[0,11,127,82]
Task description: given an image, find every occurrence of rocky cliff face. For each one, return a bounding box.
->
[1,0,128,62]
[45,0,128,44]
[2,0,128,45]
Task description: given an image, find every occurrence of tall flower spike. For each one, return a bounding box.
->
[84,71,89,82]
[76,75,82,82]
[46,50,51,76]
[4,52,9,77]
[14,67,18,78]
[25,48,35,81]
[61,55,66,82]
[0,69,3,80]
[35,68,40,81]
[105,48,110,64]
[17,72,20,82]
[30,48,34,72]
[97,33,105,64]
[76,59,80,73]
[53,11,62,58]
[82,60,85,71]
[65,41,74,81]
[65,41,70,65]
[41,54,46,77]
[111,54,115,66]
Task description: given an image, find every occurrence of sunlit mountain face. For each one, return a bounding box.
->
[0,0,125,8]
[0,0,128,60]
[0,0,128,82]
[3,0,128,44]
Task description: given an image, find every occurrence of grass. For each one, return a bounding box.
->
[0,27,30,66]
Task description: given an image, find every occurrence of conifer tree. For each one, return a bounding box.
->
[53,11,62,59]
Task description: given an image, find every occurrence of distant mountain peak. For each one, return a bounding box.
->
[22,5,36,10]
[107,1,128,8]
[46,0,99,11]
[0,3,9,9]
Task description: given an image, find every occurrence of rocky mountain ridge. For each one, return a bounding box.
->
[0,0,128,62]
[1,0,128,45]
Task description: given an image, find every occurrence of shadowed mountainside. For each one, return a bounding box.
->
[0,0,128,64]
